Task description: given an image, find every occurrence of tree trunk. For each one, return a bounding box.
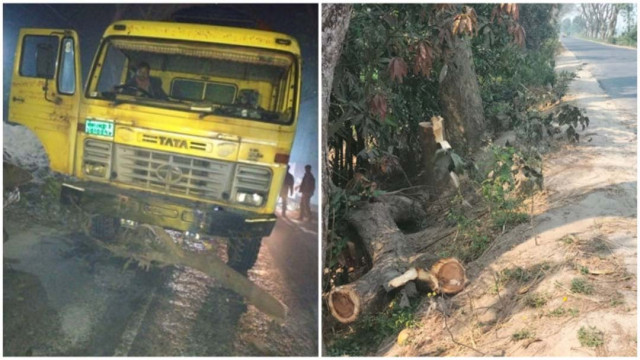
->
[91,225,286,321]
[608,6,619,38]
[438,36,486,152]
[327,200,416,323]
[326,197,466,323]
[419,122,439,185]
[322,4,352,271]
[418,116,452,188]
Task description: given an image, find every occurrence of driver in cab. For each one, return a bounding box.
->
[122,61,168,100]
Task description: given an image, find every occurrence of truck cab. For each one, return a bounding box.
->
[8,21,302,273]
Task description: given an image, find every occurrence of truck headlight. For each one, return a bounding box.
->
[235,191,264,206]
[84,161,107,177]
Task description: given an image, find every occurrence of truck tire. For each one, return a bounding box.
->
[227,237,262,275]
[89,215,120,241]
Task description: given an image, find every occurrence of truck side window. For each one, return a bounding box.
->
[19,35,59,79]
[58,37,76,94]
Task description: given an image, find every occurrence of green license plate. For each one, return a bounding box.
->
[85,119,114,137]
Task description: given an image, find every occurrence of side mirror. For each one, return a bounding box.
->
[35,43,55,79]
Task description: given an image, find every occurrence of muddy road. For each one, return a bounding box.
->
[3,199,318,356]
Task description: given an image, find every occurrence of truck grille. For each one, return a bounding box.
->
[83,139,113,177]
[233,165,272,193]
[114,144,234,201]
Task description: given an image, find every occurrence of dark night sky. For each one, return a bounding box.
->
[2,3,319,204]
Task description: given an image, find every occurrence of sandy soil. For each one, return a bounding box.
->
[378,48,637,357]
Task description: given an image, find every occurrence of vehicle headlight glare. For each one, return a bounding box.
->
[235,191,264,206]
[84,162,107,177]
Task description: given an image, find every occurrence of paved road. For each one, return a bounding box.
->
[561,37,637,117]
[3,202,318,356]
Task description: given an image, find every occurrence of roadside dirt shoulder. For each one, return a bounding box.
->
[380,47,637,357]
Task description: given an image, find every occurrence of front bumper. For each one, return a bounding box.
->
[61,181,276,238]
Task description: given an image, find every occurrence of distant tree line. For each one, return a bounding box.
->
[562,4,636,45]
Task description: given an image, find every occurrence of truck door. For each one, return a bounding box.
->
[8,29,82,174]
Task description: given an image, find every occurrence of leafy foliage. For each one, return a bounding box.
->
[473,4,559,132]
[452,7,478,36]
[556,105,589,130]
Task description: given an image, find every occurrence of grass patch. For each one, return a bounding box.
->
[446,208,492,263]
[512,328,534,341]
[491,263,552,294]
[523,292,548,308]
[577,326,604,348]
[570,278,594,295]
[491,210,529,230]
[502,266,534,283]
[579,266,589,275]
[558,234,575,245]
[547,307,580,318]
[609,291,625,307]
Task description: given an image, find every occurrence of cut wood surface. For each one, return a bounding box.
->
[387,258,467,295]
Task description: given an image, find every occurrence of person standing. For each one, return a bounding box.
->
[280,165,294,217]
[297,164,315,221]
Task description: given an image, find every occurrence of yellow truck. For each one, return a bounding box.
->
[8,20,301,273]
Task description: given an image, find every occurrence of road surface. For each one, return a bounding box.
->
[3,196,318,356]
[561,36,637,118]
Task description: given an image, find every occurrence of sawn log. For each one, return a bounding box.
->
[327,195,466,324]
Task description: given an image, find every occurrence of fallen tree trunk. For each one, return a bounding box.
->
[85,223,286,321]
[327,201,411,323]
[326,197,466,324]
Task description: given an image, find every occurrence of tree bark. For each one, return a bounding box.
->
[419,122,439,185]
[438,36,486,152]
[418,116,452,187]
[322,4,352,270]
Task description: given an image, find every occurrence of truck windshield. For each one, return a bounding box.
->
[88,37,298,124]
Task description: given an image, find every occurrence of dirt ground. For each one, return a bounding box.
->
[377,48,637,357]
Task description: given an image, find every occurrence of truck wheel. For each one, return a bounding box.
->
[89,215,120,241]
[227,237,262,275]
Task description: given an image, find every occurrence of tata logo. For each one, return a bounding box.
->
[155,164,183,184]
[158,136,188,149]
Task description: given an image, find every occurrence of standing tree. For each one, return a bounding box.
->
[436,6,486,151]
[322,4,353,270]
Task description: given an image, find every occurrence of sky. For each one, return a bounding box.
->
[2,3,319,204]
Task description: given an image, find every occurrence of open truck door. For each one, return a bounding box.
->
[8,29,82,174]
